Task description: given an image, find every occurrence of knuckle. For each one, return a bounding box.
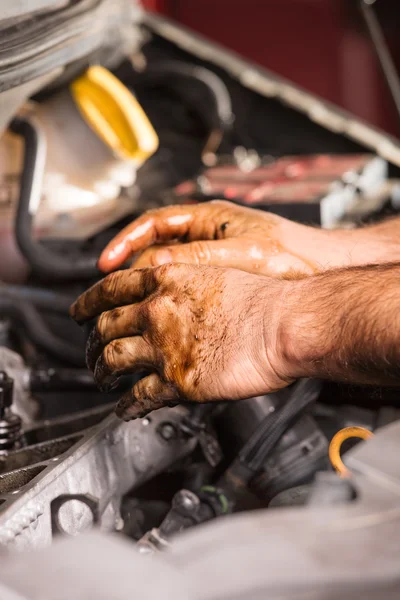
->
[103,341,121,371]
[210,199,234,210]
[153,261,191,282]
[153,262,175,282]
[143,296,176,339]
[102,271,121,299]
[190,240,211,263]
[150,293,176,317]
[96,312,108,340]
[137,268,157,296]
[138,299,152,324]
[141,207,159,219]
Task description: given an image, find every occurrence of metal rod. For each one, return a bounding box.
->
[360,0,400,125]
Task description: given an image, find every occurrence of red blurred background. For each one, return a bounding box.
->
[142,0,400,137]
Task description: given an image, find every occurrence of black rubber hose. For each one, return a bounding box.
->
[9,117,100,281]
[242,378,322,471]
[137,60,233,152]
[1,284,74,314]
[0,297,84,367]
[220,379,322,490]
[30,368,95,391]
[139,61,233,128]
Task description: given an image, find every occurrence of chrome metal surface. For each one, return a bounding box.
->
[1,423,400,599]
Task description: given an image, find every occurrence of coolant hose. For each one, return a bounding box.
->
[220,379,322,492]
[242,378,323,471]
[0,297,85,366]
[10,117,100,281]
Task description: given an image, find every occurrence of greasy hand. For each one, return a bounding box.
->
[98,200,317,277]
[70,264,293,420]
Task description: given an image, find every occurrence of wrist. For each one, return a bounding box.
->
[274,263,400,387]
[260,277,306,385]
[271,276,326,381]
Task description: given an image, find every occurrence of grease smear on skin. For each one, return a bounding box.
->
[165,214,192,227]
[107,221,154,261]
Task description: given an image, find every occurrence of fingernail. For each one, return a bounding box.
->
[115,401,145,421]
[98,375,119,393]
[94,355,119,392]
[69,303,85,325]
[154,249,172,265]
[86,327,101,371]
[115,393,131,418]
[119,409,146,421]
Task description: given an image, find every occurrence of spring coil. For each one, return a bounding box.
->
[0,411,22,452]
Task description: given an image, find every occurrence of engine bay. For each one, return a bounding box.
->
[1,2,400,597]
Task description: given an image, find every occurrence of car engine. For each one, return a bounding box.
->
[0,2,400,598]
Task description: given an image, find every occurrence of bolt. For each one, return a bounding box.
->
[172,489,200,513]
[137,543,154,554]
[158,422,178,441]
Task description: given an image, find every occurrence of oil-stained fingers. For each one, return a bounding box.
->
[94,337,159,391]
[70,269,156,324]
[97,200,238,273]
[132,239,244,269]
[115,374,178,420]
[86,303,146,371]
[98,205,199,272]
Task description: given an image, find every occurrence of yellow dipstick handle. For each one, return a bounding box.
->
[329,426,374,478]
[70,65,158,162]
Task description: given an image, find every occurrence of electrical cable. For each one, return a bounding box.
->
[136,60,234,161]
[10,117,100,281]
[360,0,400,126]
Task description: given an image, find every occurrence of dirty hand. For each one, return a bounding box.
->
[70,264,294,420]
[97,200,322,276]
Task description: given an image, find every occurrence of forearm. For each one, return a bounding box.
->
[279,216,400,272]
[278,262,400,386]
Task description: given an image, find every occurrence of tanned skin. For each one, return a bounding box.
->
[97,200,400,276]
[70,261,400,420]
[70,200,400,419]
